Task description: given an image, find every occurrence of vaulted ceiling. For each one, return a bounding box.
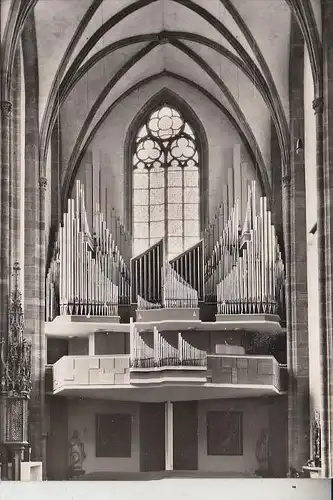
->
[2,0,322,195]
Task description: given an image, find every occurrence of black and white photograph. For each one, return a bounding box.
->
[0,1,331,498]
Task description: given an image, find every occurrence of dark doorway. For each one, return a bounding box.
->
[173,401,198,470]
[139,403,165,472]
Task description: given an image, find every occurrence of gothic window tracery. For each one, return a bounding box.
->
[132,105,200,260]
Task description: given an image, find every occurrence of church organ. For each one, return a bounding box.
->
[130,239,163,305]
[216,182,285,316]
[45,177,285,322]
[204,199,240,303]
[130,321,206,369]
[131,240,201,309]
[169,240,204,301]
[45,180,130,321]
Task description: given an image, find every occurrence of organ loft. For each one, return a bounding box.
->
[0,0,332,483]
[44,105,288,479]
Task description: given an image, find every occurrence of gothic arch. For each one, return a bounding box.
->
[65,71,269,214]
[124,88,209,234]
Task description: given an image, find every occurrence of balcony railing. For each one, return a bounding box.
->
[207,354,283,392]
[53,355,130,392]
[51,353,286,394]
[130,357,207,369]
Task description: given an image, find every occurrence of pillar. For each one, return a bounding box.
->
[0,100,12,345]
[165,401,173,471]
[11,49,22,269]
[319,0,333,476]
[88,332,95,355]
[39,176,48,478]
[312,95,328,477]
[0,99,11,481]
[22,14,46,466]
[285,17,310,473]
[9,445,24,481]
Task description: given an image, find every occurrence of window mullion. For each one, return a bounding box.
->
[182,165,185,253]
[164,162,168,258]
[148,169,151,247]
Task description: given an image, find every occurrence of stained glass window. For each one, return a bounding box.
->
[132,106,200,259]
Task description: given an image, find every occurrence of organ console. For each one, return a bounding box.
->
[45,177,285,322]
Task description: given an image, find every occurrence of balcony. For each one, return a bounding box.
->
[51,353,286,401]
[53,355,131,393]
[45,314,126,337]
[207,354,285,393]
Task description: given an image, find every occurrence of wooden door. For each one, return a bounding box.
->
[139,403,165,472]
[173,401,198,470]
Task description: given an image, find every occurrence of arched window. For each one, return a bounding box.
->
[132,105,200,260]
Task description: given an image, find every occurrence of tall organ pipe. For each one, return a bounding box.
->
[215,181,285,316]
[130,324,206,368]
[45,180,130,320]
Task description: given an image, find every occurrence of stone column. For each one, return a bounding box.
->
[165,401,173,471]
[0,100,12,344]
[318,0,333,477]
[22,14,45,466]
[39,176,47,478]
[312,96,329,477]
[9,445,24,481]
[11,50,22,270]
[0,99,12,481]
[284,17,310,473]
[282,172,295,472]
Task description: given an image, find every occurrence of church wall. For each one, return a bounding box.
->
[67,399,140,474]
[72,77,260,229]
[95,332,128,355]
[197,399,269,475]
[68,337,89,356]
[62,396,281,476]
[304,47,321,417]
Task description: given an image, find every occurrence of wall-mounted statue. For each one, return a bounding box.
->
[68,430,86,478]
[255,429,271,477]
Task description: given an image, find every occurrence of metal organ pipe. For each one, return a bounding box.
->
[45,180,130,320]
[46,176,285,322]
[215,181,285,316]
[130,324,206,369]
[162,264,198,309]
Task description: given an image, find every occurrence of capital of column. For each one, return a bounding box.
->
[39,177,47,190]
[282,174,291,188]
[313,97,324,115]
[1,100,12,117]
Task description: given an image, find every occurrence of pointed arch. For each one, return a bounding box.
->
[124,88,209,240]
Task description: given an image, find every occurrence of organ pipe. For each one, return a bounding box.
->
[130,239,163,305]
[216,181,285,315]
[170,240,204,301]
[162,264,198,309]
[46,175,285,322]
[205,199,241,302]
[45,180,130,320]
[130,322,206,369]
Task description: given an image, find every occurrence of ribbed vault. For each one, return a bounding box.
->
[1,0,323,200]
